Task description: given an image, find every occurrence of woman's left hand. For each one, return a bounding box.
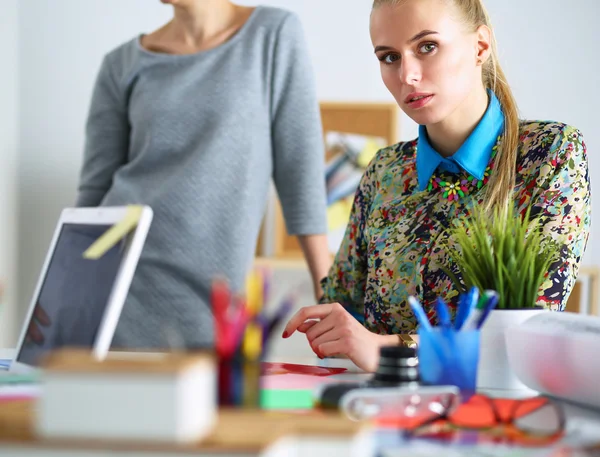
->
[281,302,389,372]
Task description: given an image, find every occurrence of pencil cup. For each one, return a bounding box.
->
[217,357,262,408]
[417,328,480,393]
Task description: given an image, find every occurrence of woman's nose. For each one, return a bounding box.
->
[398,57,421,85]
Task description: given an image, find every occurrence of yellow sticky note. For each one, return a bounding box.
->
[83,205,143,259]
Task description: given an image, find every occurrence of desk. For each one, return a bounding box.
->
[1,349,600,455]
[0,349,13,361]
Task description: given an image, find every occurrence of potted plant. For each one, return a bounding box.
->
[442,203,561,392]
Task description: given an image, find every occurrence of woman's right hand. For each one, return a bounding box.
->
[282,302,392,372]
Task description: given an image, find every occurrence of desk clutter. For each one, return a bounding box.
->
[2,273,600,455]
[0,347,595,457]
[0,269,372,456]
[0,349,372,457]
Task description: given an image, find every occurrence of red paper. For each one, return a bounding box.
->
[261,362,347,376]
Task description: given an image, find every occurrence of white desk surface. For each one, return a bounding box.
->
[0,348,365,374]
[2,348,600,448]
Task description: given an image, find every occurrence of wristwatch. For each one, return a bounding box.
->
[397,334,418,349]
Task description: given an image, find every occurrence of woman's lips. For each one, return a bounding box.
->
[405,94,434,109]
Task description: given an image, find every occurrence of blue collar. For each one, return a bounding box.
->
[416,90,505,191]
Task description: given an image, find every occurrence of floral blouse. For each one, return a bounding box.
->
[321,121,591,335]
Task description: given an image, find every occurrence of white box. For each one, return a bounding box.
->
[36,350,216,443]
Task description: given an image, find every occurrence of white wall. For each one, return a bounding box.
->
[16,1,172,333]
[11,0,600,340]
[484,0,599,265]
[0,0,19,347]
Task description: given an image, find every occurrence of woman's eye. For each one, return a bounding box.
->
[419,43,437,54]
[381,53,400,64]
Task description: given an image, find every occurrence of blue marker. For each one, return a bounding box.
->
[461,290,497,331]
[453,292,467,330]
[476,291,499,329]
[408,296,432,331]
[469,287,480,311]
[435,297,452,329]
[454,287,479,330]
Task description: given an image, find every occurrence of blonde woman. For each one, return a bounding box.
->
[283,0,591,371]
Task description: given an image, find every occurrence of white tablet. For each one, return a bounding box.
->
[9,206,153,373]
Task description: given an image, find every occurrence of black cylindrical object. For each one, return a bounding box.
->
[371,345,420,387]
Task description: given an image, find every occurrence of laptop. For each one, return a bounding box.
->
[2,206,153,374]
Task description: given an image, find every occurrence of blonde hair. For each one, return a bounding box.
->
[372,0,519,211]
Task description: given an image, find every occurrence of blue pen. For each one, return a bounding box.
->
[408,296,432,331]
[435,297,452,329]
[476,291,499,329]
[470,287,480,311]
[461,290,497,331]
[453,292,467,330]
[454,287,479,330]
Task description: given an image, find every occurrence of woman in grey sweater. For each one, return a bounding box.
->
[76,0,330,349]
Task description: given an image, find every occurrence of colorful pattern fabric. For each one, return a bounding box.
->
[427,138,499,200]
[320,121,591,335]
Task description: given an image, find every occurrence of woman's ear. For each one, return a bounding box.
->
[475,24,492,66]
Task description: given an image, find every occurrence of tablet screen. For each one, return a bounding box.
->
[16,224,127,367]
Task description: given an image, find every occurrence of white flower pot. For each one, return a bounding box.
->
[477,308,547,393]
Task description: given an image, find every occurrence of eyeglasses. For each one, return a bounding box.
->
[339,385,565,445]
[406,393,566,445]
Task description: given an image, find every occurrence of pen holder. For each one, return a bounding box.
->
[417,328,480,394]
[217,356,262,408]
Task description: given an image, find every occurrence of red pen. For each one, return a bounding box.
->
[211,277,231,359]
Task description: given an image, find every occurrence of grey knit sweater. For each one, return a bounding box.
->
[76,6,327,349]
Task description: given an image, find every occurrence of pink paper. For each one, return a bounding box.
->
[262,373,341,390]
